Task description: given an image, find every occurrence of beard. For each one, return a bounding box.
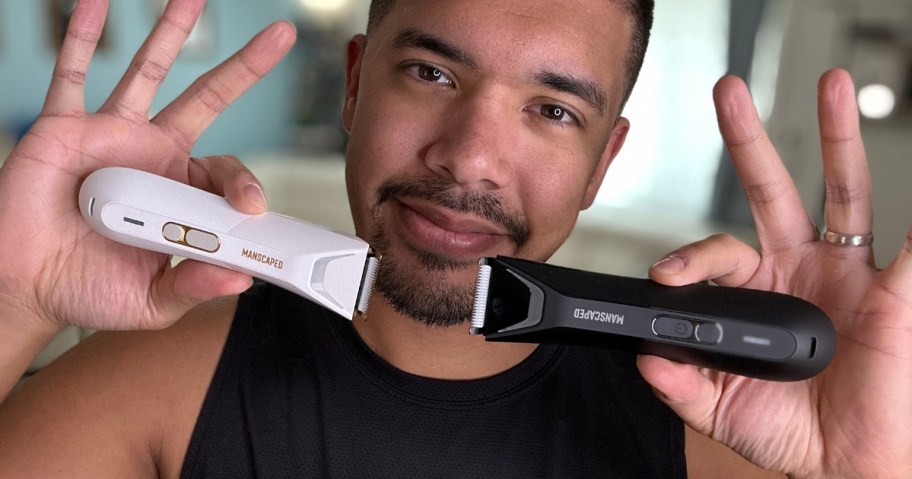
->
[368,176,528,328]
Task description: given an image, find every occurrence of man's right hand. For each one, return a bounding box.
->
[0,0,295,363]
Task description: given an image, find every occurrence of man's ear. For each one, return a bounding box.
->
[581,117,630,210]
[342,34,367,133]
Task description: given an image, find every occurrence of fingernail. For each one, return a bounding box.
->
[651,255,685,274]
[244,183,267,209]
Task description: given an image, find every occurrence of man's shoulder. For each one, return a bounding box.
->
[95,296,241,477]
[0,297,240,479]
[78,296,239,394]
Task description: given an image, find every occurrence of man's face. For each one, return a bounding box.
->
[342,0,632,326]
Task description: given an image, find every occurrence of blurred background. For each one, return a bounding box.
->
[0,0,910,279]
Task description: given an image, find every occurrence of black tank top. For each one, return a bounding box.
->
[180,283,686,478]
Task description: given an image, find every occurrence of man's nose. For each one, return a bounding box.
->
[423,92,515,190]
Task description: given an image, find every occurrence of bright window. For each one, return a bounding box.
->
[593,0,730,220]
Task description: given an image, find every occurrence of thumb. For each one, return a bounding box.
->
[150,259,253,324]
[637,354,721,435]
[188,155,268,215]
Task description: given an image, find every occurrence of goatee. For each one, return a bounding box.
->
[369,176,528,328]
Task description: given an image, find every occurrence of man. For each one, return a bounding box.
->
[0,0,909,477]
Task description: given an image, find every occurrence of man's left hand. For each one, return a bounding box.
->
[641,68,912,479]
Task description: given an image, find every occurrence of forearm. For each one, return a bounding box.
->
[0,301,62,402]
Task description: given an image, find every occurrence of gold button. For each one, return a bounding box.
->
[185,228,220,253]
[162,223,186,243]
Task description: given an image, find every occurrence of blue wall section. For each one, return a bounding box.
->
[0,0,305,157]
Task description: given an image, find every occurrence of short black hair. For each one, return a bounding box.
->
[366,0,655,109]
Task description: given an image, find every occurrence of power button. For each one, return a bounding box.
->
[652,316,694,340]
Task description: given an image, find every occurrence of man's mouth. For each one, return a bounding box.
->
[372,175,529,263]
[394,198,509,258]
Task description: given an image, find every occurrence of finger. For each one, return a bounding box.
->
[818,68,873,238]
[637,355,718,435]
[42,0,109,116]
[152,21,296,152]
[187,156,268,215]
[649,234,760,287]
[882,227,912,302]
[151,259,253,323]
[100,0,207,119]
[714,76,818,250]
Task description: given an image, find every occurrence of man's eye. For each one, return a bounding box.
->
[539,104,578,125]
[410,64,453,85]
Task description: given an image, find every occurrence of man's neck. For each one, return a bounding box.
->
[352,296,538,380]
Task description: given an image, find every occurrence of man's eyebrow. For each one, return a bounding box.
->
[391,29,606,117]
[535,71,607,117]
[392,28,479,69]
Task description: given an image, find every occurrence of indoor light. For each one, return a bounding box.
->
[298,0,350,15]
[857,83,896,120]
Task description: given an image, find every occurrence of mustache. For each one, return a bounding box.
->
[376,176,529,246]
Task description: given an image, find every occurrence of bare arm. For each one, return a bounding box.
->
[0,299,237,479]
[0,301,61,401]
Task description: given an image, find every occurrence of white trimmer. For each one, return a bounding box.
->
[79,167,378,319]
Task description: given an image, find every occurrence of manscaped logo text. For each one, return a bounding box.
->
[242,248,284,270]
[574,308,625,325]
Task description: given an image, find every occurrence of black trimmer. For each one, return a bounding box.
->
[470,256,835,381]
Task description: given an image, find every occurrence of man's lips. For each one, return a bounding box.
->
[394,198,510,257]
